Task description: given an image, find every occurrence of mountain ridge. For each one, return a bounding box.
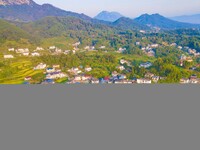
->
[134,13,200,29]
[94,11,124,22]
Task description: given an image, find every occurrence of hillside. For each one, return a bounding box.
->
[113,17,149,30]
[0,0,92,22]
[134,13,200,29]
[0,19,33,43]
[18,16,113,38]
[94,11,124,22]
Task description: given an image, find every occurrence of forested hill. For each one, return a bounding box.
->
[0,19,35,44]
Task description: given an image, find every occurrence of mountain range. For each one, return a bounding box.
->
[171,14,200,24]
[0,0,200,31]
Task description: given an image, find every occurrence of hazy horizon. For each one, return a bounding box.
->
[34,0,200,18]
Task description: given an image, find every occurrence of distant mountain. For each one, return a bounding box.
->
[112,17,149,30]
[171,14,200,24]
[134,13,200,29]
[0,0,92,22]
[94,11,124,22]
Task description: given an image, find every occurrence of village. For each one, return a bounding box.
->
[1,40,200,84]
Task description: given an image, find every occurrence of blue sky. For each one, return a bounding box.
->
[34,0,200,18]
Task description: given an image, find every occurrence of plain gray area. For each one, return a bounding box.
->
[0,85,200,150]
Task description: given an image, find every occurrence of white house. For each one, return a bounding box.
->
[180,78,190,84]
[116,66,125,71]
[100,46,106,49]
[112,71,119,77]
[34,63,47,70]
[22,52,29,56]
[117,48,126,53]
[136,42,140,46]
[140,30,146,33]
[4,55,14,59]
[151,44,159,48]
[16,48,29,53]
[91,78,99,84]
[53,65,60,68]
[8,48,15,52]
[49,46,56,50]
[68,67,82,75]
[31,52,40,56]
[137,78,152,84]
[36,47,44,51]
[85,67,92,72]
[139,62,152,68]
[46,72,67,79]
[64,50,71,55]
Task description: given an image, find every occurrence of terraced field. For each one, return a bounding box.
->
[0,59,43,84]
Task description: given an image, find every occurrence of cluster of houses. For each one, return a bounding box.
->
[180,75,200,84]
[4,47,43,58]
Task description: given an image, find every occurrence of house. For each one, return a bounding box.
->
[117,48,126,53]
[137,78,152,84]
[8,48,15,52]
[36,47,44,51]
[120,59,130,65]
[151,44,159,48]
[178,46,183,50]
[170,43,177,46]
[152,76,160,83]
[85,67,92,72]
[49,46,56,50]
[82,75,92,81]
[114,80,132,84]
[46,68,55,73]
[22,52,29,56]
[139,62,152,68]
[46,72,67,79]
[53,65,60,68]
[4,55,14,59]
[139,30,146,33]
[64,50,71,55]
[112,71,119,77]
[55,48,62,53]
[188,49,196,54]
[100,46,106,49]
[41,79,55,84]
[116,66,125,71]
[135,42,140,46]
[31,52,40,56]
[91,78,99,84]
[118,74,127,80]
[145,72,155,79]
[24,76,32,81]
[185,57,193,62]
[68,67,82,75]
[16,48,29,53]
[34,63,47,70]
[72,42,80,47]
[180,78,190,84]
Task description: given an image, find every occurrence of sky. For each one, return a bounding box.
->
[34,0,200,18]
